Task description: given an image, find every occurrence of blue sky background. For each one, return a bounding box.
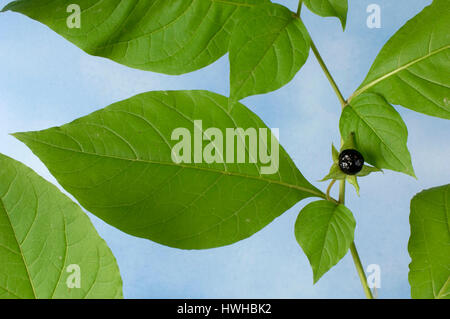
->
[1,0,449,299]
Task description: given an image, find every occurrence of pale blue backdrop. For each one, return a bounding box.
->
[1,0,448,298]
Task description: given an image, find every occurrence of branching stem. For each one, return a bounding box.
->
[297,1,373,298]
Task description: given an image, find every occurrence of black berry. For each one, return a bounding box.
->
[338,149,364,175]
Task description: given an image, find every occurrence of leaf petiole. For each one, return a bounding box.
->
[296,0,302,17]
[310,40,347,108]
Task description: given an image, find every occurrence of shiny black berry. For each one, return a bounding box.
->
[338,149,364,175]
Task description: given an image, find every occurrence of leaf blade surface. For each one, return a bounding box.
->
[0,153,123,299]
[14,90,323,249]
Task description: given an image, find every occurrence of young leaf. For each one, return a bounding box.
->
[302,0,348,29]
[2,0,268,75]
[295,200,356,283]
[340,93,415,177]
[350,0,450,119]
[14,90,324,250]
[0,153,123,299]
[229,3,310,101]
[408,184,450,299]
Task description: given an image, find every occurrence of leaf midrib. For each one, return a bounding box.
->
[16,134,325,199]
[436,188,450,299]
[232,14,295,99]
[437,276,450,299]
[348,105,412,175]
[349,44,450,102]
[211,0,259,7]
[0,195,37,299]
[315,208,338,282]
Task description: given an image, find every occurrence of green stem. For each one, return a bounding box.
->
[339,180,374,299]
[326,179,336,201]
[310,40,347,108]
[338,179,346,203]
[296,1,302,16]
[297,0,372,298]
[350,242,374,299]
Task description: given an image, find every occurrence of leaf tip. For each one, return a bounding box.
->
[406,166,417,179]
[10,131,26,140]
[312,272,322,285]
[1,1,18,12]
[11,131,34,146]
[340,18,347,31]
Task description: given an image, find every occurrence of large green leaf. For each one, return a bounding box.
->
[14,90,324,249]
[229,3,310,101]
[295,200,355,283]
[350,0,450,119]
[0,153,122,299]
[408,184,450,299]
[302,0,348,29]
[340,93,415,177]
[2,0,268,75]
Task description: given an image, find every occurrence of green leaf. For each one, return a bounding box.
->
[14,90,324,250]
[2,0,268,75]
[350,0,450,119]
[340,93,415,177]
[0,153,122,299]
[408,184,450,299]
[295,200,355,283]
[229,3,310,101]
[302,0,348,29]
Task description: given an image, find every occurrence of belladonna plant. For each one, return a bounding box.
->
[0,0,448,299]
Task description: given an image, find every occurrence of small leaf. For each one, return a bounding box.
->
[2,0,269,75]
[14,90,324,249]
[350,0,450,119]
[346,175,360,196]
[295,200,356,283]
[229,3,310,101]
[408,184,450,299]
[302,0,348,29]
[340,93,415,177]
[0,153,123,299]
[320,163,346,181]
